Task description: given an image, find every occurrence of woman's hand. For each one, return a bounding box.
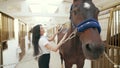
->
[55,25,62,34]
[48,25,62,41]
[45,32,68,52]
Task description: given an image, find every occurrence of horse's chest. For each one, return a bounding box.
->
[61,44,83,57]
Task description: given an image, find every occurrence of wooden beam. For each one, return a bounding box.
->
[100,2,120,11]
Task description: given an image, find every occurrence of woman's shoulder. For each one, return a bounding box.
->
[41,36,48,39]
[40,36,48,41]
[39,36,49,46]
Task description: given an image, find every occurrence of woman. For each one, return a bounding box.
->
[32,24,67,68]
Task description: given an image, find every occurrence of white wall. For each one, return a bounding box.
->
[99,13,110,40]
[3,19,21,68]
[3,39,19,68]
[83,59,91,68]
[25,25,29,52]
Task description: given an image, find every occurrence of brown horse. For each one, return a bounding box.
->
[57,0,105,68]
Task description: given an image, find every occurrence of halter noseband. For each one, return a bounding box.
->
[76,18,101,33]
[70,18,101,34]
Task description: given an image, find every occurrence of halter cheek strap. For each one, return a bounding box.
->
[76,19,101,33]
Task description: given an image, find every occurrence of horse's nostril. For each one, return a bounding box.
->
[86,43,92,51]
[85,43,105,54]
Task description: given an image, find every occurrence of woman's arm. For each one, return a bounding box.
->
[45,33,67,52]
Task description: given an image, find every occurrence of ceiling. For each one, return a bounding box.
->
[0,0,120,29]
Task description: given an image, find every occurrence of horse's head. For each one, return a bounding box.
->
[70,0,105,60]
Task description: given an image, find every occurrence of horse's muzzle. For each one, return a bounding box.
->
[83,43,105,60]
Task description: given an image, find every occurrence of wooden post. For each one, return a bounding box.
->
[0,43,3,68]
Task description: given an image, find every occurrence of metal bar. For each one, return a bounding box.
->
[106,10,113,44]
[103,56,105,68]
[111,11,114,46]
[106,47,109,68]
[116,48,119,67]
[106,45,120,49]
[118,9,120,66]
[115,10,117,46]
[111,47,114,68]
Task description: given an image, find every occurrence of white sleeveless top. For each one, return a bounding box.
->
[39,36,50,54]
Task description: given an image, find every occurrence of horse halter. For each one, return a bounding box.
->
[76,18,101,33]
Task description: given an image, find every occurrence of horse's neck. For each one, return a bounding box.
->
[69,24,82,46]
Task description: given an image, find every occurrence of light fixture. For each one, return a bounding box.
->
[26,0,63,14]
[33,17,51,22]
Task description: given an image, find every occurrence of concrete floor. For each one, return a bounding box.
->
[15,43,91,68]
[15,48,38,68]
[15,47,78,68]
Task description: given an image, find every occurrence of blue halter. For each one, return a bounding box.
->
[75,18,101,33]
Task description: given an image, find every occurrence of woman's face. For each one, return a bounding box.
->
[40,26,45,35]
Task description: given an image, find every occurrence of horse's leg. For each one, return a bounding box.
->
[61,59,64,68]
[64,61,72,68]
[77,64,84,68]
[76,60,85,68]
[60,53,64,68]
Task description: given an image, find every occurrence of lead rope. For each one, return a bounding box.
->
[61,28,77,44]
[104,52,120,68]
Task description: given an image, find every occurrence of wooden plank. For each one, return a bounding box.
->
[0,44,3,68]
[116,48,119,66]
[100,2,120,11]
[118,48,119,66]
[0,13,1,42]
[107,47,110,68]
[118,10,120,47]
[111,47,114,68]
